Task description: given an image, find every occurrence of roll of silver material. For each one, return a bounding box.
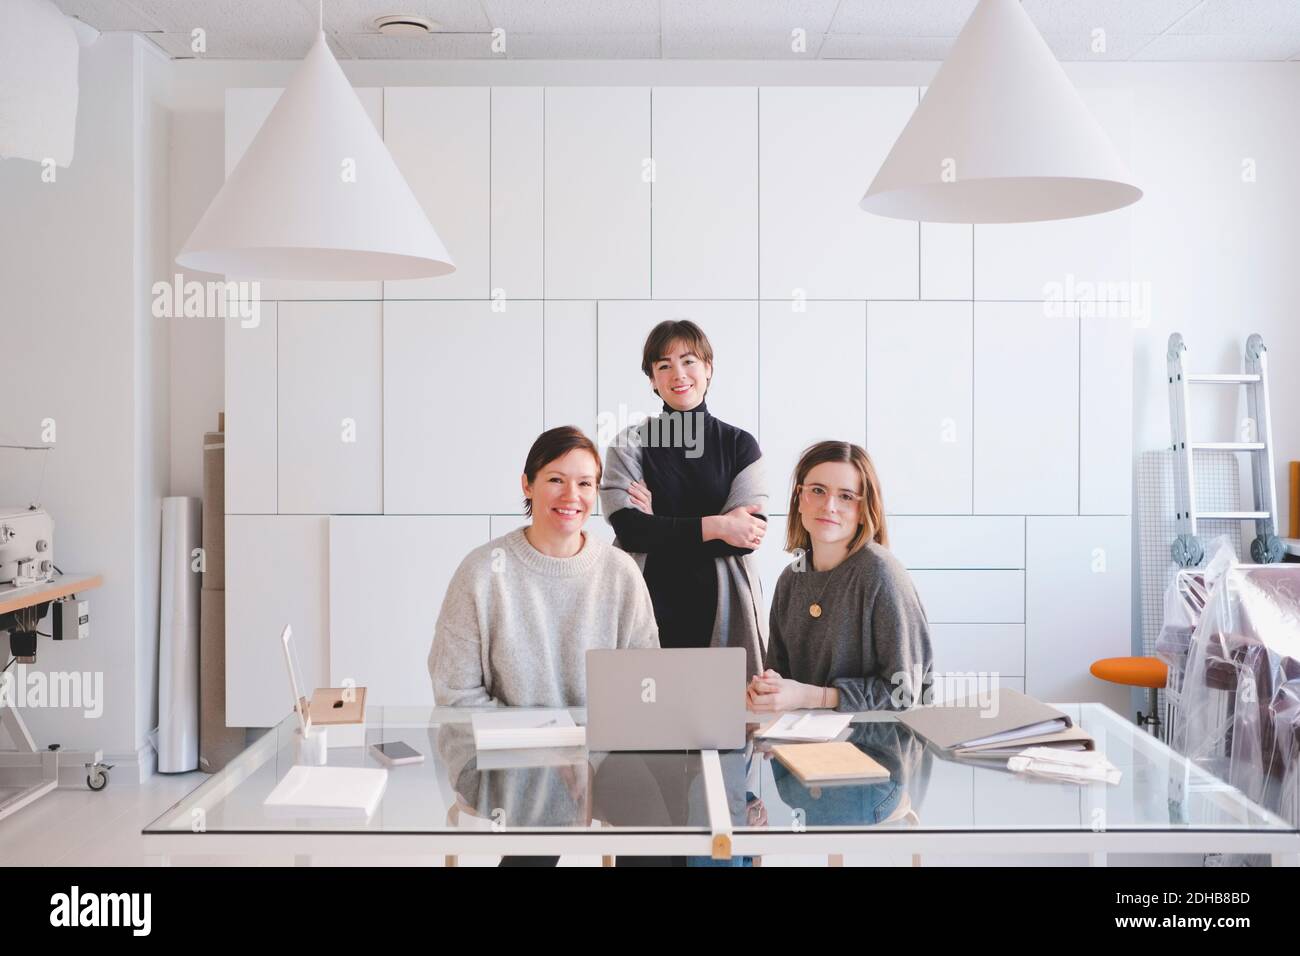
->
[159,496,202,773]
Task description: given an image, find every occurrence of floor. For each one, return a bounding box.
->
[0,772,1210,866]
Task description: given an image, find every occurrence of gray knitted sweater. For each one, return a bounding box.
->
[429,527,659,707]
[767,542,933,711]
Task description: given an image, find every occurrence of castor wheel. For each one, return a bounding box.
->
[1171,534,1204,568]
[87,764,110,792]
[1250,533,1284,564]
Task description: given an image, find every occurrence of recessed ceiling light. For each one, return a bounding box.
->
[374,15,438,36]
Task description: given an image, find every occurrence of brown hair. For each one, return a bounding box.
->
[640,319,715,387]
[784,440,889,555]
[521,426,602,517]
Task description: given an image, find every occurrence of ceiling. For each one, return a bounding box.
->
[49,0,1300,61]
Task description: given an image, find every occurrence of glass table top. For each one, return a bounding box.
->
[145,704,1296,836]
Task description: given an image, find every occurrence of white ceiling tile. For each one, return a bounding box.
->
[818,35,953,59]
[337,31,502,58]
[131,0,315,35]
[1134,33,1300,60]
[829,0,977,36]
[481,0,659,34]
[1040,32,1161,61]
[509,32,660,58]
[664,30,825,58]
[662,0,839,34]
[147,29,350,59]
[50,0,164,31]
[1021,0,1203,36]
[1169,0,1300,35]
[296,0,491,34]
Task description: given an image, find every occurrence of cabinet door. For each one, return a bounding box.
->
[651,87,758,299]
[383,301,544,514]
[868,301,972,514]
[759,301,867,493]
[759,87,918,300]
[544,87,651,299]
[224,88,383,301]
[225,516,327,727]
[384,87,490,300]
[1080,314,1133,515]
[1026,516,1131,715]
[544,300,598,439]
[329,516,490,708]
[224,306,277,514]
[491,86,544,300]
[277,302,383,515]
[973,303,1078,514]
[888,516,1023,569]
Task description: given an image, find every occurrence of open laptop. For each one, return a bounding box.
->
[585,647,747,751]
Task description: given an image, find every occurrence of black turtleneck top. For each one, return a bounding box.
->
[608,400,765,648]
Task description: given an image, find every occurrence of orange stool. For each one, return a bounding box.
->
[1090,656,1169,736]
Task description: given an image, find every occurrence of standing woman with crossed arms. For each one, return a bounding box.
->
[601,320,769,679]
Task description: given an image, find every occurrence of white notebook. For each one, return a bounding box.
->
[471,709,586,751]
[756,711,853,743]
[264,765,388,819]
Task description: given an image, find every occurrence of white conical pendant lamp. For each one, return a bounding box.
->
[176,29,453,281]
[860,0,1141,224]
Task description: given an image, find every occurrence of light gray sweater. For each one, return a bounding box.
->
[429,527,659,708]
[767,542,933,711]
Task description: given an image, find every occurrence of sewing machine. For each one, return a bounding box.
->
[0,505,55,588]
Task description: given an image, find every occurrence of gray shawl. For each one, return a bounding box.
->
[601,422,768,679]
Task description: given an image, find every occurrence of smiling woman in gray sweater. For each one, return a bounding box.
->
[749,441,933,714]
[429,427,659,708]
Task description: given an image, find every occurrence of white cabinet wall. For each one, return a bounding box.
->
[973,303,1080,515]
[867,301,973,514]
[329,516,490,708]
[491,87,544,300]
[651,87,758,299]
[223,85,1135,726]
[758,87,918,301]
[383,300,544,515]
[758,300,867,492]
[225,515,328,727]
[224,307,278,514]
[277,301,383,515]
[544,87,651,300]
[383,87,491,301]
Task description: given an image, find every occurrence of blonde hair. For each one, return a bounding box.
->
[784,441,889,555]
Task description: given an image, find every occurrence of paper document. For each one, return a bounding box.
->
[1007,747,1121,785]
[757,711,853,742]
[471,709,586,751]
[264,765,388,818]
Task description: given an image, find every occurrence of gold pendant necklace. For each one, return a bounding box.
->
[808,567,833,619]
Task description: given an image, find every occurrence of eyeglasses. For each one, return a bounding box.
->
[799,484,864,507]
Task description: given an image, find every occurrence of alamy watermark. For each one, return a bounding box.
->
[597,404,705,459]
[151,274,262,327]
[0,665,103,718]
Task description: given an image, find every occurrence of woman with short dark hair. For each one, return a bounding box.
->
[601,319,769,678]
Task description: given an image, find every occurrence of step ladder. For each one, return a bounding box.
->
[1167,332,1283,567]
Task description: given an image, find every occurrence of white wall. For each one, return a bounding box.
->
[0,34,171,772]
[163,60,1300,540]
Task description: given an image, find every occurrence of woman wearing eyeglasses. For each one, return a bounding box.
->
[748,441,933,714]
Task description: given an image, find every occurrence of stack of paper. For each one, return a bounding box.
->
[1008,747,1121,785]
[756,711,853,742]
[471,709,586,751]
[264,765,388,819]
